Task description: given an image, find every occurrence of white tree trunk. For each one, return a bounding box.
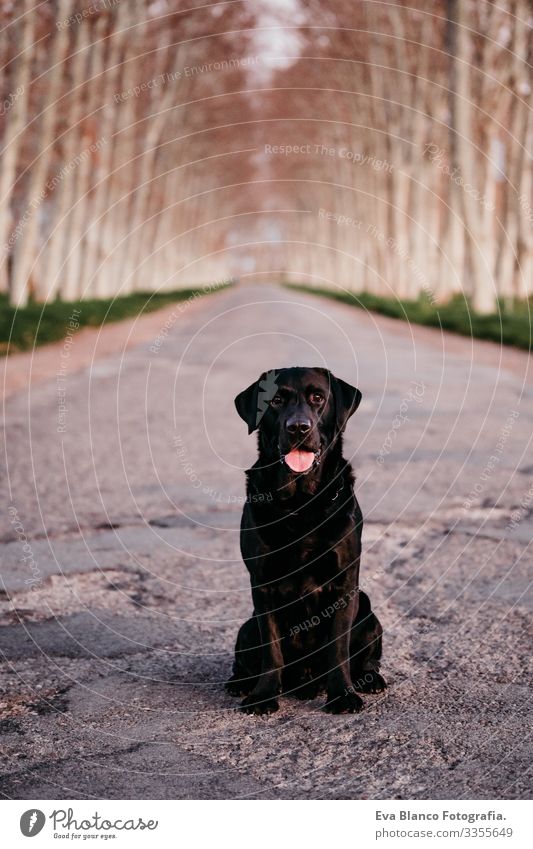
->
[10,0,74,306]
[0,1,34,295]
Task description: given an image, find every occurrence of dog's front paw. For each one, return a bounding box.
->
[323,690,363,714]
[352,670,387,694]
[239,694,279,715]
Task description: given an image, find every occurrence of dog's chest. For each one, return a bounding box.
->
[266,544,340,594]
[276,576,345,648]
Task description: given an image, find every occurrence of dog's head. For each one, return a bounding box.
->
[234,367,361,473]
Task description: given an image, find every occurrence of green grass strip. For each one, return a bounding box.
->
[0,283,230,355]
[286,284,532,351]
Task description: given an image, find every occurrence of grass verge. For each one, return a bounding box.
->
[286,284,532,351]
[0,284,229,355]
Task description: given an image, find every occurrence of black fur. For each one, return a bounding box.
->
[227,367,386,715]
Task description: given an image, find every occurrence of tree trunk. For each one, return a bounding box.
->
[0,1,34,295]
[454,0,497,313]
[10,0,74,306]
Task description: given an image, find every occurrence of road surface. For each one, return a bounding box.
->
[0,283,531,799]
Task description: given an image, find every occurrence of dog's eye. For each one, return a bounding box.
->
[270,395,282,406]
[310,392,324,404]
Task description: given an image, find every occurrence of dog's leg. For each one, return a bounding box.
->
[323,585,363,714]
[350,593,387,693]
[239,589,283,715]
[225,617,260,697]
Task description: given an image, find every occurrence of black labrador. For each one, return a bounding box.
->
[226,367,386,715]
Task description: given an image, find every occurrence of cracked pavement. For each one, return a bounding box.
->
[0,283,531,799]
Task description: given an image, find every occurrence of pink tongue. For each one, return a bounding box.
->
[284,450,315,472]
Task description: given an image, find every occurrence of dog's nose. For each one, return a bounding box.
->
[286,416,312,436]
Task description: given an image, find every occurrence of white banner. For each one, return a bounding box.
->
[1,799,531,847]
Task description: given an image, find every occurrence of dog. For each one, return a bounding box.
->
[226,367,386,715]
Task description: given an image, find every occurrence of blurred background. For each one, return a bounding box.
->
[0,0,531,318]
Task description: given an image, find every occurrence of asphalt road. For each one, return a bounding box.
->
[0,283,531,799]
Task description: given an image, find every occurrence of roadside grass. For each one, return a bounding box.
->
[286,284,532,351]
[0,284,229,355]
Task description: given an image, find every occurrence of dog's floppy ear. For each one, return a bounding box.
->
[234,378,261,434]
[235,370,280,434]
[331,374,362,433]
